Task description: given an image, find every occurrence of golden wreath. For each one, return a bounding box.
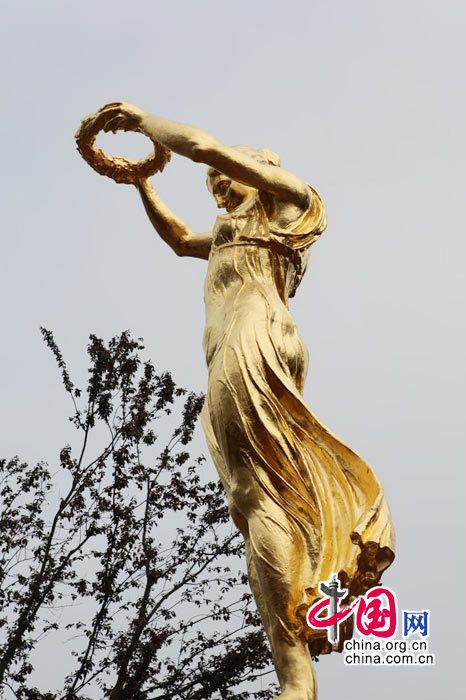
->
[75,109,171,184]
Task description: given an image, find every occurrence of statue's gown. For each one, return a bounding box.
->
[200,188,395,651]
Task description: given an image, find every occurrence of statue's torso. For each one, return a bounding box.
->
[202,196,311,383]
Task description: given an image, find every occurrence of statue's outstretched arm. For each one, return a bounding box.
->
[137,178,212,260]
[98,103,311,209]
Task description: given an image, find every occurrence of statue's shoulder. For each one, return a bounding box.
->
[267,185,327,245]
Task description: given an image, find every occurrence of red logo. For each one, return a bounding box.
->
[307,576,398,643]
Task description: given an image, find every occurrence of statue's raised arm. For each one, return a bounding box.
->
[96,102,311,206]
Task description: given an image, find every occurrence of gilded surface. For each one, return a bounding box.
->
[77,103,395,699]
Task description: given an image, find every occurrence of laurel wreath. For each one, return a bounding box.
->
[75,110,171,184]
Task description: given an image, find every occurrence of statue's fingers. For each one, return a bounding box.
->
[98,105,126,120]
[98,101,124,112]
[121,117,141,132]
[89,107,121,133]
[102,115,125,133]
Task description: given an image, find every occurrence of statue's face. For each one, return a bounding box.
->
[207,170,255,211]
[208,171,231,208]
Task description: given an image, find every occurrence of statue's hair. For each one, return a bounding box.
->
[232,145,282,167]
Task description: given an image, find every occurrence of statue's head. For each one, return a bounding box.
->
[206,146,281,211]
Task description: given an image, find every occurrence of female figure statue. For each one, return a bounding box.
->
[81,103,395,699]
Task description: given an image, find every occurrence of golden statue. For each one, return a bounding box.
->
[76,104,395,700]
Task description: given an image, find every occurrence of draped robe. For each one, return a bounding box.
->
[200,187,395,652]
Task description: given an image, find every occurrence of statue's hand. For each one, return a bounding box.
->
[95,101,147,134]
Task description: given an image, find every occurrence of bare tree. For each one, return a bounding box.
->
[0,330,277,699]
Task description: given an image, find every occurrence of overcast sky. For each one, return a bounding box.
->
[1,1,465,698]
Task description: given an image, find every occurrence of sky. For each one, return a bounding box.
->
[1,1,465,698]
